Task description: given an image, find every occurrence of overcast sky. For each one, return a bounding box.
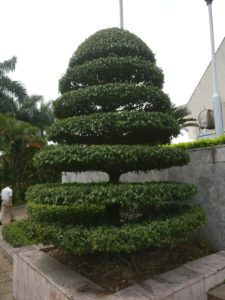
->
[1,0,225,108]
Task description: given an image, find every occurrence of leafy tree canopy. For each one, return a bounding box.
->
[0,57,54,134]
[0,56,27,106]
[17,95,55,136]
[27,28,204,255]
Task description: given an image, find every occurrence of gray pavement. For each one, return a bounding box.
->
[0,205,27,300]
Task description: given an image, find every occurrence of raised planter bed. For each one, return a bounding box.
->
[208,284,225,300]
[13,246,225,300]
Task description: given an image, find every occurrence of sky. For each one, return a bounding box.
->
[1,0,225,109]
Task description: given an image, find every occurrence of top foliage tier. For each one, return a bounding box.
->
[58,28,164,94]
[68,27,156,66]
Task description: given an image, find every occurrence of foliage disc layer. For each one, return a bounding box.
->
[68,27,156,66]
[47,111,179,145]
[53,83,172,119]
[33,144,189,176]
[25,206,205,255]
[59,57,164,94]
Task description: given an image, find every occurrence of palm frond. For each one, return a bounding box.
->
[0,57,17,76]
[171,105,198,129]
[0,76,27,102]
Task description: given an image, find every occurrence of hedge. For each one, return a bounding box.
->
[47,111,179,145]
[59,57,164,93]
[69,28,156,66]
[33,145,189,176]
[53,83,172,119]
[27,201,194,226]
[172,134,225,149]
[24,206,205,255]
[26,181,197,226]
[27,203,106,225]
[26,182,197,208]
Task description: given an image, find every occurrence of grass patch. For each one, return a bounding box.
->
[2,218,38,247]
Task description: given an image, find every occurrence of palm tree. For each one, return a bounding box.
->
[0,56,27,115]
[170,104,198,130]
[0,57,54,134]
[0,94,17,115]
[17,95,55,136]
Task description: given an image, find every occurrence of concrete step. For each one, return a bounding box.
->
[208,284,225,300]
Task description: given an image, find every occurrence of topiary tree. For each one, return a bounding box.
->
[26,28,205,255]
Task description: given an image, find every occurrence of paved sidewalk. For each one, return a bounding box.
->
[0,205,27,300]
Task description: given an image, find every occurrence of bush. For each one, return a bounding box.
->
[172,134,225,149]
[54,83,172,119]
[27,203,105,225]
[26,182,197,225]
[25,207,205,255]
[47,111,179,145]
[2,219,38,247]
[68,27,156,66]
[30,28,205,255]
[26,182,197,207]
[59,57,164,93]
[33,145,189,181]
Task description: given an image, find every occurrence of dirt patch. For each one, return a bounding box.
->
[47,240,213,293]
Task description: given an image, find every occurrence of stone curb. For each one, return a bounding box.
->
[13,247,225,300]
[0,237,15,262]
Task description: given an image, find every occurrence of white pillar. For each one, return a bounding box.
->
[205,0,224,136]
[119,0,124,29]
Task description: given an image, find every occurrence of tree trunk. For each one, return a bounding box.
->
[105,203,121,227]
[109,172,121,183]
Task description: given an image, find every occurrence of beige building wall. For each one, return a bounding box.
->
[186,38,225,139]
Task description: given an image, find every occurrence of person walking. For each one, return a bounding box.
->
[0,184,15,225]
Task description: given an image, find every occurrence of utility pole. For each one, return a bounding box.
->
[204,0,224,136]
[119,0,124,29]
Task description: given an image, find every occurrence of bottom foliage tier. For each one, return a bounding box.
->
[25,181,205,255]
[25,206,204,255]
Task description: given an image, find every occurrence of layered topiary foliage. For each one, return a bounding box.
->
[26,28,205,255]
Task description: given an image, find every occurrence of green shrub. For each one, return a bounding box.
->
[47,111,179,145]
[2,219,38,247]
[30,28,205,255]
[172,134,225,149]
[69,27,155,66]
[33,145,189,181]
[53,84,172,119]
[59,57,164,93]
[27,203,105,225]
[25,206,205,255]
[26,182,197,225]
[26,182,197,207]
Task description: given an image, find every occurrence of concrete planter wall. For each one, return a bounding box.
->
[13,145,225,299]
[13,246,225,300]
[63,145,225,250]
[13,246,106,300]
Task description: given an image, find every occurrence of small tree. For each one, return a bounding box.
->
[26,28,205,255]
[0,114,59,202]
[0,114,43,201]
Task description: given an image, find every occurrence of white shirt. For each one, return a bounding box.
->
[1,186,13,202]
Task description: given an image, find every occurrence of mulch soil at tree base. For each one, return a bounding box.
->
[47,240,213,293]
